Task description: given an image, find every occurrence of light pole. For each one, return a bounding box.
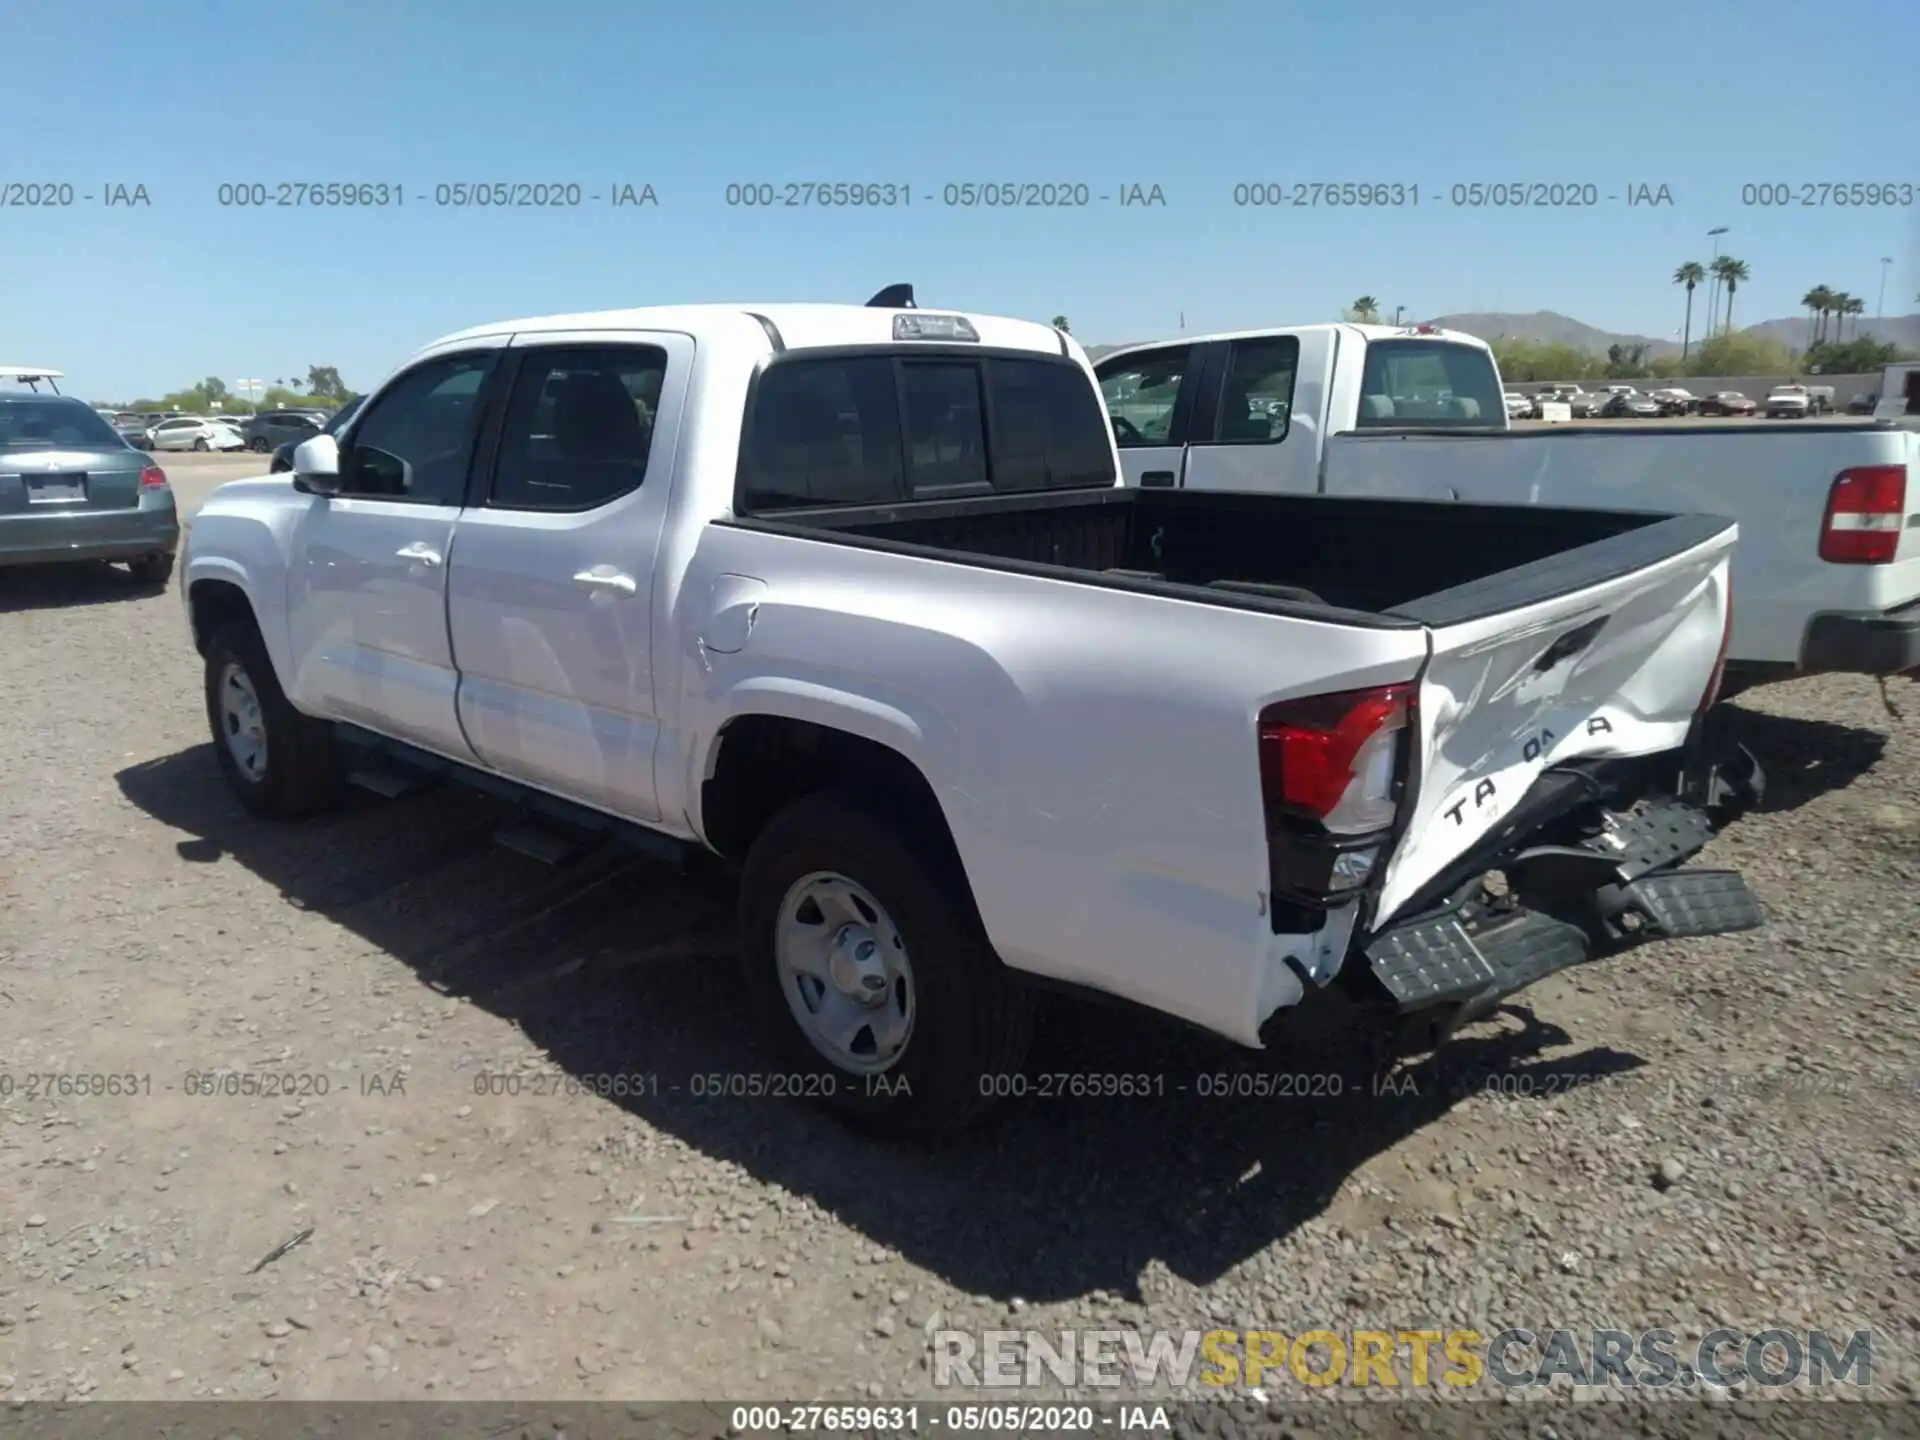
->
[1393,305,1405,326]
[1880,257,1894,319]
[235,378,265,417]
[1705,227,1729,335]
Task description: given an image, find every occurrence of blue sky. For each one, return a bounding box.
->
[5,0,1917,399]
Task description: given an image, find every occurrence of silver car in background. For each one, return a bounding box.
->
[0,393,179,583]
[146,416,245,452]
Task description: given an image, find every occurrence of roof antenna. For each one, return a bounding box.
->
[866,284,915,309]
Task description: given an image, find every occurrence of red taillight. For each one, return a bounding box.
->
[139,464,167,489]
[1819,465,1906,564]
[1259,684,1413,833]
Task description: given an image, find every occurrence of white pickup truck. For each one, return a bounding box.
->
[182,295,1762,1134]
[1096,323,1920,692]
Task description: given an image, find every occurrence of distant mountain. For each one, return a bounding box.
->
[1739,313,1920,353]
[1081,311,1920,361]
[1423,311,1676,355]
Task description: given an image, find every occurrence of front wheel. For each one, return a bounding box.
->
[203,620,340,818]
[192,437,210,451]
[249,437,270,453]
[738,792,1034,1135]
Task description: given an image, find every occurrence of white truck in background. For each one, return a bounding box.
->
[1096,324,1920,693]
[1874,361,1920,421]
[181,294,1762,1134]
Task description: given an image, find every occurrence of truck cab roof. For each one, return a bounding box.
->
[416,303,1083,366]
[1096,322,1490,368]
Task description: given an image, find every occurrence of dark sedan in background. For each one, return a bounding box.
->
[0,394,178,583]
[1697,391,1758,417]
[270,394,363,471]
[242,408,330,454]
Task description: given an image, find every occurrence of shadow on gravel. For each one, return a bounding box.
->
[0,560,165,611]
[119,744,1648,1302]
[1712,703,1887,814]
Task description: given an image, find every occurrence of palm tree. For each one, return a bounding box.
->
[1828,291,1853,342]
[1844,294,1867,339]
[1713,257,1750,334]
[1675,263,1706,359]
[1350,295,1381,322]
[1050,315,1070,334]
[1801,286,1832,347]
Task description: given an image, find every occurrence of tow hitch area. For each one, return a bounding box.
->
[1363,798,1763,1019]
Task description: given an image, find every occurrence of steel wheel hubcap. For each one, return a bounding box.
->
[774,872,914,1074]
[218,661,268,780]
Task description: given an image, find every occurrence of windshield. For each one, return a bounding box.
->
[0,398,126,450]
[326,394,366,433]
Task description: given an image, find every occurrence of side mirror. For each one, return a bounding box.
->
[290,434,342,495]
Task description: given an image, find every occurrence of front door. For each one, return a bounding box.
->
[1094,342,1198,489]
[285,346,503,759]
[446,332,691,823]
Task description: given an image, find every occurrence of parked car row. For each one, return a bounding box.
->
[1514,382,1858,420]
[101,407,341,453]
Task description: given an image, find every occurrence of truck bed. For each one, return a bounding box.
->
[736,485,1724,626]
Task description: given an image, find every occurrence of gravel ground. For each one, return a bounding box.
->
[1,542,1917,1419]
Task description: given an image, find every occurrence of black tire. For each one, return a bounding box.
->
[249,437,270,453]
[127,551,174,586]
[738,791,1034,1136]
[192,437,209,451]
[203,619,340,819]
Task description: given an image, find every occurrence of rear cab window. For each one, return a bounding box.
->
[739,350,1116,512]
[1355,340,1504,427]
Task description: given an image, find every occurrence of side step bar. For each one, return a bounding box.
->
[331,724,697,871]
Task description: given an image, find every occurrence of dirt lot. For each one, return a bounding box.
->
[3,455,1919,1409]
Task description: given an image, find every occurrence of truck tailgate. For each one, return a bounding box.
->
[1372,515,1737,923]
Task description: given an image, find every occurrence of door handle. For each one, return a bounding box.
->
[395,542,442,566]
[572,567,638,597]
[1140,470,1176,488]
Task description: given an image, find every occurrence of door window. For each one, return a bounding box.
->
[489,345,667,512]
[1211,337,1300,444]
[1096,346,1190,447]
[340,352,496,503]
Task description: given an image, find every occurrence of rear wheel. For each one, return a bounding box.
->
[249,437,270,453]
[203,620,339,818]
[192,437,209,452]
[738,791,1033,1135]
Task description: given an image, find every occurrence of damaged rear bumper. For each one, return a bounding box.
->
[1361,796,1764,1024]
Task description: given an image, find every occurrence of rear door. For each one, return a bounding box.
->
[1372,517,1738,924]
[1094,342,1201,488]
[1179,330,1335,496]
[447,331,691,824]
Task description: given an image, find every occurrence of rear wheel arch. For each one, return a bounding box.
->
[699,714,979,918]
